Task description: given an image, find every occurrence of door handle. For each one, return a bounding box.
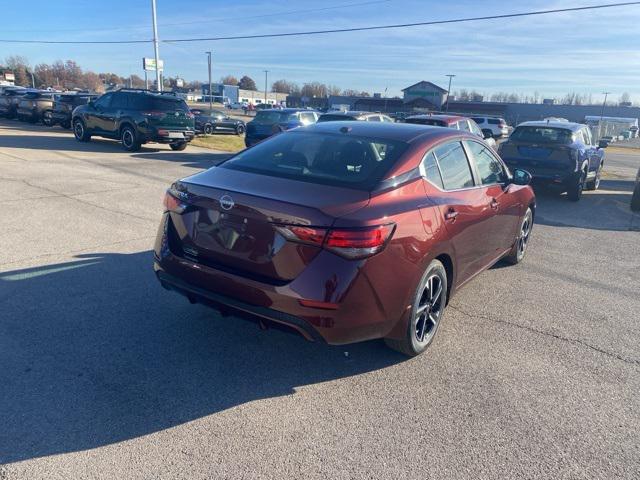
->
[444,209,458,222]
[490,198,500,210]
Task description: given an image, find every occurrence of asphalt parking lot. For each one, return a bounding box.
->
[1,120,639,479]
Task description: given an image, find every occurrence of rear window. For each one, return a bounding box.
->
[220,131,408,190]
[253,111,295,124]
[471,117,484,123]
[130,94,189,112]
[405,118,448,127]
[510,126,573,144]
[318,114,355,122]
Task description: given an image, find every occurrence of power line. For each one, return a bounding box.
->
[0,2,638,44]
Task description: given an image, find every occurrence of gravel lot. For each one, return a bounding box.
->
[1,120,639,480]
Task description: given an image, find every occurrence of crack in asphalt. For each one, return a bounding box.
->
[449,304,640,368]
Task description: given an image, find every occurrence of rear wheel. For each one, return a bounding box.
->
[121,126,141,152]
[482,129,493,138]
[42,111,53,127]
[203,123,213,135]
[385,259,447,357]
[235,124,245,135]
[567,171,585,201]
[170,141,187,151]
[586,164,603,191]
[73,119,91,142]
[631,183,640,212]
[504,207,533,265]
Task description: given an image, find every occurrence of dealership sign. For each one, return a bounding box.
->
[143,58,164,71]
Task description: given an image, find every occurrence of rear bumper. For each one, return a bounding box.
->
[145,128,196,144]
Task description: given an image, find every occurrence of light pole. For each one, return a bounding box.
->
[206,51,212,112]
[151,0,162,92]
[599,92,611,140]
[264,70,269,105]
[383,87,388,113]
[445,74,455,112]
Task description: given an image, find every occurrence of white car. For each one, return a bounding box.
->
[471,116,509,138]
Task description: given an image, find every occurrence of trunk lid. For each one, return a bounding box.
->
[168,167,370,283]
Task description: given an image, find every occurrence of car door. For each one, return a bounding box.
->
[426,140,499,285]
[581,127,602,173]
[88,92,114,133]
[464,140,521,254]
[107,92,128,135]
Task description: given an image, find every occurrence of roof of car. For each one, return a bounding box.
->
[322,111,374,116]
[517,120,585,131]
[258,108,314,113]
[301,120,469,143]
[405,114,467,124]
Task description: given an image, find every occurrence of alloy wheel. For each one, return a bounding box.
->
[415,275,444,343]
[122,129,133,148]
[74,121,84,140]
[517,211,532,259]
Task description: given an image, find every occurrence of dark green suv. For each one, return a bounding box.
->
[72,89,195,151]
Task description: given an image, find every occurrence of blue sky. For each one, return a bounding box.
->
[2,0,640,101]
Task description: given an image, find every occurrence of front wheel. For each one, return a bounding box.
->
[121,126,141,152]
[203,123,213,135]
[235,124,245,135]
[567,172,585,201]
[631,183,640,212]
[42,111,53,127]
[384,259,448,357]
[585,164,603,191]
[504,207,533,265]
[73,119,91,142]
[169,142,187,151]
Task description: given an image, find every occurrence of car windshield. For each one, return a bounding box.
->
[253,111,295,124]
[220,131,408,190]
[510,126,573,144]
[405,118,448,127]
[23,92,44,99]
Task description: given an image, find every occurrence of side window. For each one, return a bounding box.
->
[368,115,381,122]
[421,151,444,189]
[110,93,128,109]
[466,141,507,185]
[471,117,484,125]
[488,119,500,125]
[434,141,475,190]
[93,93,113,109]
[458,120,471,132]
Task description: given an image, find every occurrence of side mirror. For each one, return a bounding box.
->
[598,140,608,149]
[512,168,532,186]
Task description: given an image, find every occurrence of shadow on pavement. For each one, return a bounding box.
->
[534,179,640,231]
[131,151,231,170]
[0,251,404,464]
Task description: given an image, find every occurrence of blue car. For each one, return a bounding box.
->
[245,108,319,147]
[498,120,605,201]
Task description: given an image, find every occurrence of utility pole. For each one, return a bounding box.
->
[599,92,611,140]
[151,0,162,92]
[383,87,388,113]
[206,51,212,112]
[445,74,455,112]
[264,70,269,105]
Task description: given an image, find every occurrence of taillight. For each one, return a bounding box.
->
[275,224,395,259]
[163,189,187,213]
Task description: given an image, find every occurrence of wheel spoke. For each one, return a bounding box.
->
[416,302,430,314]
[431,280,443,304]
[416,315,427,342]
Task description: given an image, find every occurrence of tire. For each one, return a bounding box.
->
[567,171,586,201]
[203,123,213,135]
[235,124,245,135]
[73,119,91,142]
[42,111,53,127]
[585,164,603,191]
[482,129,493,138]
[121,125,141,152]
[631,182,640,212]
[504,207,533,265]
[169,142,187,151]
[384,259,448,357]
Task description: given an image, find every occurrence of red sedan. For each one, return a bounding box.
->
[154,121,535,356]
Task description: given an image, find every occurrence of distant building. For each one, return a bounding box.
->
[201,83,239,104]
[401,81,448,109]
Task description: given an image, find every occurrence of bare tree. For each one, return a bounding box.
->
[220,75,239,86]
[301,82,328,98]
[238,75,257,90]
[620,92,631,104]
[271,79,299,94]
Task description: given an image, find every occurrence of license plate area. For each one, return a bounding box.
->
[167,132,185,139]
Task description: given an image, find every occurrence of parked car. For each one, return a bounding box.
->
[471,116,509,138]
[190,108,245,135]
[44,92,98,129]
[631,167,640,212]
[154,121,535,357]
[72,89,195,152]
[255,103,274,110]
[0,86,27,119]
[498,121,605,201]
[317,111,394,123]
[16,91,58,123]
[228,102,248,110]
[244,108,319,147]
[405,114,497,148]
